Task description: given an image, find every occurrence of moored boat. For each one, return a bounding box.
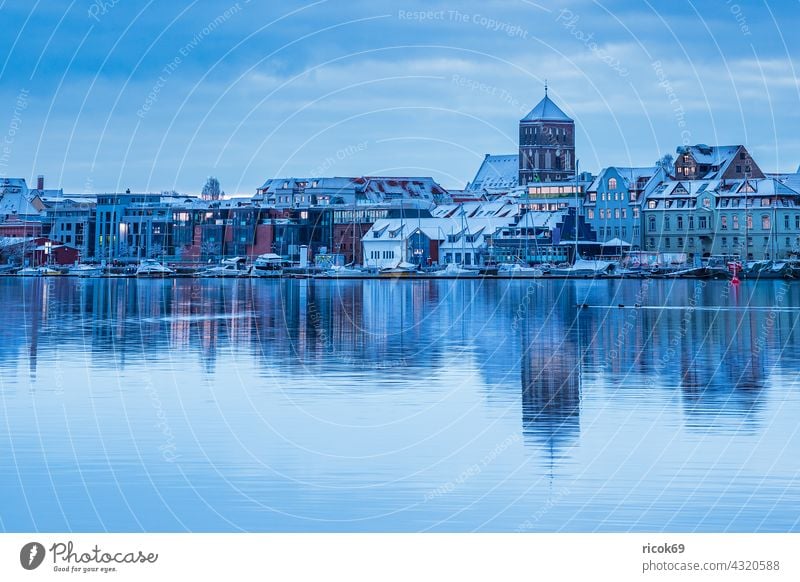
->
[135,259,175,277]
[197,257,248,278]
[68,263,104,277]
[248,253,285,278]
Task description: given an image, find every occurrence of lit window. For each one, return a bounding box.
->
[608,178,617,189]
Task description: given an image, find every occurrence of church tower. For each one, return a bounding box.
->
[519,85,575,184]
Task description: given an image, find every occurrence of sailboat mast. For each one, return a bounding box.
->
[574,159,580,262]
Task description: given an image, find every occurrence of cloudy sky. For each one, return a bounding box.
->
[1,0,798,194]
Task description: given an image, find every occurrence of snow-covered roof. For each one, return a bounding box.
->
[467,154,519,192]
[257,176,450,205]
[521,94,572,122]
[589,167,656,191]
[363,215,517,244]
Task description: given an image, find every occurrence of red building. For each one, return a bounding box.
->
[16,237,80,266]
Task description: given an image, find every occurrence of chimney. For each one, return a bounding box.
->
[37,175,44,190]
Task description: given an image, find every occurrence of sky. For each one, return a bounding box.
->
[0,0,798,195]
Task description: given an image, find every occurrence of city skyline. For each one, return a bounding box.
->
[1,1,798,195]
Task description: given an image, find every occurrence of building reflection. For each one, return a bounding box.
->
[518,283,582,463]
[0,278,791,439]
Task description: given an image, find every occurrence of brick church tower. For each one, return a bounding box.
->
[518,85,575,185]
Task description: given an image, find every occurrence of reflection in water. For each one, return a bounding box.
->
[519,284,581,462]
[0,278,798,532]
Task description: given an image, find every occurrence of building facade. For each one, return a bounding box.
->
[518,88,575,185]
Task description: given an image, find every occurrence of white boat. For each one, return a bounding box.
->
[68,263,104,277]
[135,259,175,277]
[248,253,284,278]
[316,265,367,279]
[434,263,473,277]
[497,263,545,278]
[379,261,418,277]
[549,259,614,277]
[18,265,62,277]
[197,257,247,278]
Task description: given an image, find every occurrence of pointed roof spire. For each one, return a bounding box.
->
[520,87,572,122]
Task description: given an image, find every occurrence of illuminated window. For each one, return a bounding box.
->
[608,178,617,189]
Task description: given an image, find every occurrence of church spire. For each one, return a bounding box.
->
[544,79,548,96]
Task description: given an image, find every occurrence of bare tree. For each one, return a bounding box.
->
[201,177,224,201]
[656,154,674,174]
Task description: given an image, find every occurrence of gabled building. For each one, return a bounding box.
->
[518,87,575,185]
[466,154,519,194]
[584,166,664,248]
[674,144,764,180]
[641,177,800,260]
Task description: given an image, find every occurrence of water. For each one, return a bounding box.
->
[0,277,798,532]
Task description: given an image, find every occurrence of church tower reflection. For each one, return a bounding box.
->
[520,305,583,463]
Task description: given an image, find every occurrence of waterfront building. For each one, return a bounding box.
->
[583,166,664,249]
[641,177,800,260]
[42,195,96,259]
[255,176,451,208]
[361,202,519,269]
[674,144,764,180]
[518,87,575,185]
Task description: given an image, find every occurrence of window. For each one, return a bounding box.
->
[633,208,639,219]
[648,238,655,249]
[608,178,617,190]
[699,216,707,229]
[689,216,695,230]
[761,198,770,207]
[785,215,789,229]
[796,215,800,229]
[736,165,742,173]
[665,238,671,248]
[587,209,594,219]
[722,237,727,247]
[747,215,753,229]
[589,193,596,202]
[762,215,771,230]
[720,216,727,230]
[678,237,683,248]
[733,216,739,229]
[648,217,656,232]
[664,216,670,230]
[703,198,711,208]
[648,200,657,209]
[622,209,627,219]
[677,216,683,229]
[614,208,620,219]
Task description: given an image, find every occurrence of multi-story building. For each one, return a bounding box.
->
[518,87,575,185]
[641,177,800,260]
[674,144,764,180]
[584,167,664,248]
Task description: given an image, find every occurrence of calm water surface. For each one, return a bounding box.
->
[0,277,798,532]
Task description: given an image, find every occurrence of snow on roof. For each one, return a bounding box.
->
[520,94,573,122]
[257,176,450,204]
[363,215,518,244]
[467,154,519,192]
